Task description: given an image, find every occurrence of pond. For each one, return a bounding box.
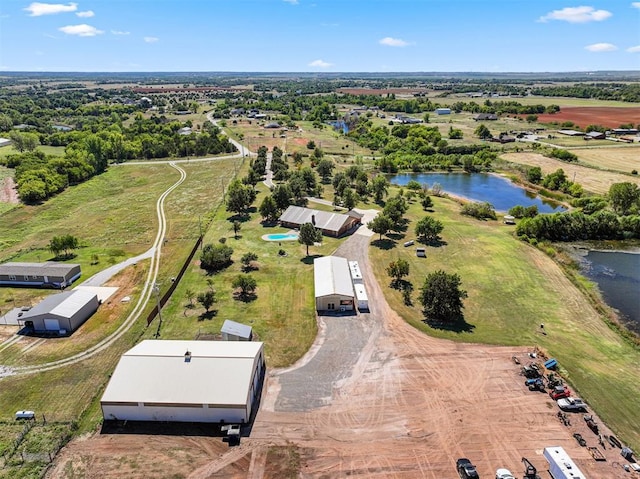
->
[579,249,640,334]
[390,173,565,213]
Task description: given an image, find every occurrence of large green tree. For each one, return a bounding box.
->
[415,216,444,243]
[386,259,410,288]
[609,182,640,216]
[232,274,258,298]
[371,175,389,203]
[225,179,256,216]
[298,222,322,256]
[419,270,468,322]
[9,131,39,153]
[474,124,492,140]
[200,243,233,272]
[259,195,279,222]
[367,214,393,240]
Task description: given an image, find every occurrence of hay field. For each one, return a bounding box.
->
[501,152,640,195]
[572,146,640,173]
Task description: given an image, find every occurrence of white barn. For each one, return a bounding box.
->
[20,289,99,335]
[101,340,265,424]
[314,256,354,313]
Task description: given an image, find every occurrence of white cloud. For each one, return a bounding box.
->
[58,24,104,36]
[76,10,94,17]
[144,36,159,43]
[585,42,617,52]
[632,2,640,8]
[308,59,332,68]
[627,45,640,53]
[538,6,612,23]
[24,2,77,16]
[379,36,410,47]
[283,0,299,4]
[111,30,130,35]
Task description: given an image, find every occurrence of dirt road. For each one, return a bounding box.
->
[49,234,627,478]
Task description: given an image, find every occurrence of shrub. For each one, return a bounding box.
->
[460,201,497,220]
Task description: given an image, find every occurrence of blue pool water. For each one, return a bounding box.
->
[265,233,299,241]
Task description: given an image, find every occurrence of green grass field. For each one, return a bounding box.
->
[369,189,640,450]
[0,145,65,158]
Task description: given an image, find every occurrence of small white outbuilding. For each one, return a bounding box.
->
[543,446,586,479]
[101,340,265,424]
[221,319,253,341]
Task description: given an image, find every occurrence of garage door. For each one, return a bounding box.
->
[44,318,60,331]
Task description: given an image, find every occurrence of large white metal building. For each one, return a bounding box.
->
[314,256,354,313]
[101,340,265,424]
[20,289,99,335]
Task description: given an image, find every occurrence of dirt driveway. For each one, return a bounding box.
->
[49,234,627,478]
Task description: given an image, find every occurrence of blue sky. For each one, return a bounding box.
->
[1,0,639,72]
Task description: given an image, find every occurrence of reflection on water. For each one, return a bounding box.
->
[391,173,564,213]
[581,250,640,333]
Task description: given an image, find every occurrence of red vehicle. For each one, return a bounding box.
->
[549,386,571,400]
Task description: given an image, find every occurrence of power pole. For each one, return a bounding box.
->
[153,282,163,338]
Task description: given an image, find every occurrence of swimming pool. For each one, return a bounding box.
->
[263,233,299,241]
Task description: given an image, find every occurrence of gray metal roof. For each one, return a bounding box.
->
[21,289,97,320]
[280,206,352,233]
[0,262,80,277]
[101,340,264,406]
[314,256,355,298]
[221,319,252,339]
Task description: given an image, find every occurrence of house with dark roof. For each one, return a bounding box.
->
[0,262,81,289]
[279,206,362,237]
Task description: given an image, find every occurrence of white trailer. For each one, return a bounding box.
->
[543,446,586,479]
[354,283,369,311]
[348,261,363,284]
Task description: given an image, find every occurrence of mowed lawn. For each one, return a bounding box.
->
[145,182,342,367]
[369,192,640,450]
[500,151,640,195]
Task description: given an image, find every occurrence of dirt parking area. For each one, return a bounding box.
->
[48,235,630,478]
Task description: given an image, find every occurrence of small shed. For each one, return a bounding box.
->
[503,215,515,225]
[0,138,11,148]
[435,108,451,115]
[221,319,253,341]
[20,289,99,335]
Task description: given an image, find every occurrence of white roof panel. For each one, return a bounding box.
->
[314,256,354,298]
[101,340,263,406]
[221,319,252,339]
[21,289,97,320]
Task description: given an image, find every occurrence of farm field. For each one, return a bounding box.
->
[500,151,640,195]
[535,106,640,129]
[571,146,640,174]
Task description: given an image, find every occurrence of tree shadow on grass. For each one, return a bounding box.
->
[234,292,257,303]
[300,254,323,265]
[198,310,218,321]
[387,232,406,241]
[417,237,448,248]
[423,315,475,333]
[371,238,396,250]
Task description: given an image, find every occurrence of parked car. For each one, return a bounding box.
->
[549,386,571,400]
[496,469,515,479]
[456,458,480,479]
[557,397,587,412]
